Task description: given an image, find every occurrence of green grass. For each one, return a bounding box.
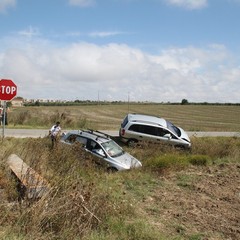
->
[176,174,198,189]
[1,107,240,240]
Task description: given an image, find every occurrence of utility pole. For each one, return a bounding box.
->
[128,92,130,113]
[98,90,100,105]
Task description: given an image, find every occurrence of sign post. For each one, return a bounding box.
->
[0,79,18,138]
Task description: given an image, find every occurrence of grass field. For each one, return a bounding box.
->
[0,136,240,240]
[8,103,240,131]
[1,103,240,240]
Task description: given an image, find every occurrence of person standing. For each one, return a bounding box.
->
[50,121,61,148]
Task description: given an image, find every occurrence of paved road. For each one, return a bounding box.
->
[1,128,240,138]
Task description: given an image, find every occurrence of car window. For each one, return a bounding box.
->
[102,140,124,158]
[86,139,98,151]
[166,121,181,137]
[66,134,78,143]
[156,127,170,136]
[91,142,106,157]
[129,124,140,132]
[129,124,158,136]
[142,126,158,135]
[121,115,129,128]
[75,136,87,145]
[129,124,179,139]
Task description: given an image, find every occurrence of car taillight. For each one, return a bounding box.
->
[121,129,125,136]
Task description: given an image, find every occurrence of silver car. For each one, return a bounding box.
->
[60,129,142,171]
[119,113,191,149]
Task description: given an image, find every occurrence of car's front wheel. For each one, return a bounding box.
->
[127,139,138,147]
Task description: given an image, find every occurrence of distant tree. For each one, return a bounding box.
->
[181,99,189,105]
[6,101,12,108]
[35,100,40,106]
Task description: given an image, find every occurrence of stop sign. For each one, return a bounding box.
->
[0,79,17,101]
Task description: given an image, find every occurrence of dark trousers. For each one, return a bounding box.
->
[51,135,57,148]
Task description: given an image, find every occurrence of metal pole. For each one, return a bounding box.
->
[2,101,6,139]
[98,90,100,105]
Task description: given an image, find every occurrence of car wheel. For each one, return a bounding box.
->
[127,139,137,147]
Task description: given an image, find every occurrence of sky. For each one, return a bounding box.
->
[0,0,239,103]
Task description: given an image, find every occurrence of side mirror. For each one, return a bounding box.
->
[163,133,172,140]
[94,149,105,157]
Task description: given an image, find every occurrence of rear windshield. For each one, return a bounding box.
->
[121,115,129,128]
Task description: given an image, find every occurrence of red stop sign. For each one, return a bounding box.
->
[0,79,18,101]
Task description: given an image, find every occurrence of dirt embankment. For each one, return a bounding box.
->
[140,163,240,239]
[1,162,239,239]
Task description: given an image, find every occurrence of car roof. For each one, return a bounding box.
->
[65,130,111,144]
[127,113,167,127]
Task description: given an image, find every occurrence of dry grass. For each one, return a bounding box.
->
[8,103,240,131]
[1,103,240,239]
[0,138,131,239]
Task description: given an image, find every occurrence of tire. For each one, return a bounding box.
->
[127,139,137,147]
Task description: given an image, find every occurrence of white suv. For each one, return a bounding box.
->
[119,114,191,149]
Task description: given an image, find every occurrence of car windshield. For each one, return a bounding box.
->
[166,121,181,137]
[101,140,124,158]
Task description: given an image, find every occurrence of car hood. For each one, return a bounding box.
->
[112,152,142,170]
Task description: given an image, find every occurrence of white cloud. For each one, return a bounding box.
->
[164,0,208,9]
[18,26,40,38]
[0,34,239,103]
[89,31,125,38]
[0,0,16,13]
[65,31,127,38]
[68,0,96,7]
[154,44,229,74]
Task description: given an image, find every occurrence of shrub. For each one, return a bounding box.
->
[0,138,119,239]
[10,110,31,125]
[187,155,210,166]
[145,154,189,171]
[191,137,240,159]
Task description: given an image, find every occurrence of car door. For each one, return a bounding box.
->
[75,136,87,146]
[138,125,172,144]
[156,127,182,146]
[128,124,156,142]
[86,140,108,168]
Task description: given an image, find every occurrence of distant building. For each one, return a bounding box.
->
[11,97,24,107]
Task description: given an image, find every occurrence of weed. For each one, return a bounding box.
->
[11,110,31,125]
[176,174,198,189]
[187,155,210,166]
[188,233,205,240]
[0,134,240,239]
[97,217,161,240]
[175,224,186,235]
[191,137,240,159]
[145,154,189,171]
[8,107,88,129]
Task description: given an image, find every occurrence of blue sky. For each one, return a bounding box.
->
[0,0,239,103]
